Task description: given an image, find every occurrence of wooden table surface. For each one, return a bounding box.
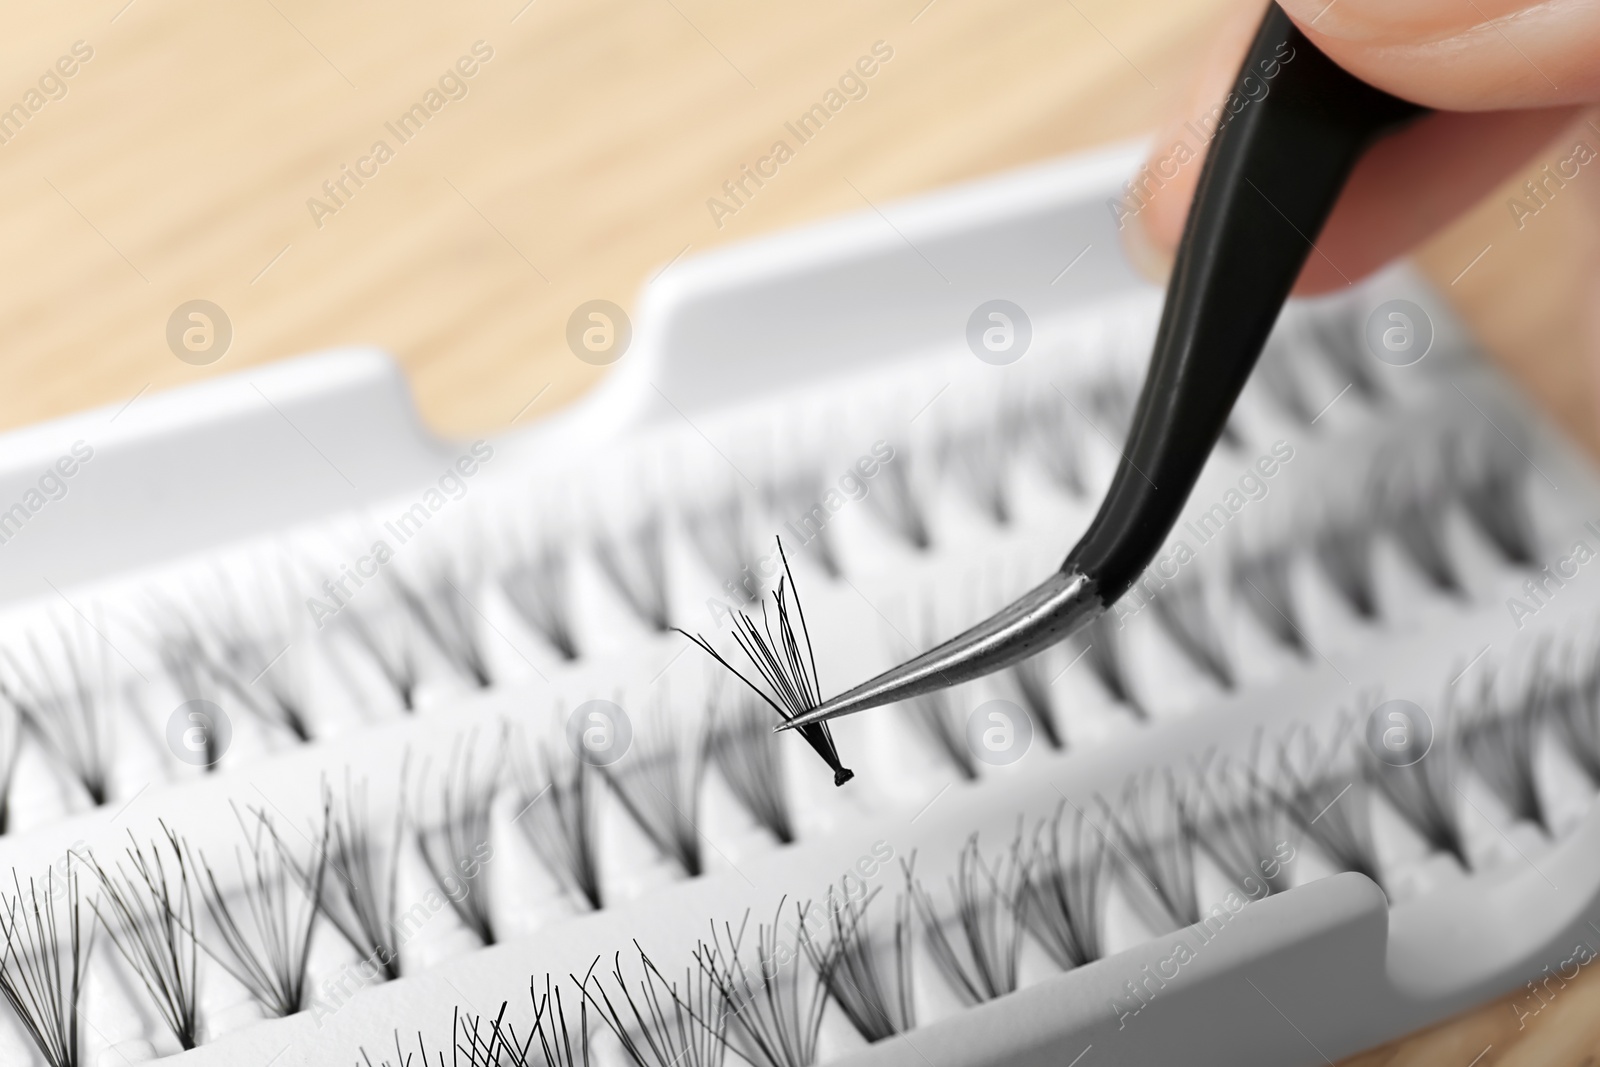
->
[4,1,1598,1062]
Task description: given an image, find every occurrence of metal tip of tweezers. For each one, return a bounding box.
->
[778,568,1103,731]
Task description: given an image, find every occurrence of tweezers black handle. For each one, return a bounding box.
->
[1066,3,1424,600]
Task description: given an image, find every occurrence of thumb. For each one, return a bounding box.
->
[1122,0,1591,294]
[1278,0,1600,111]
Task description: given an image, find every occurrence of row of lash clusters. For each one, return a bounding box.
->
[0,393,1523,843]
[896,415,1539,777]
[0,464,871,831]
[1119,404,1536,691]
[683,471,1517,798]
[0,814,318,1067]
[362,813,1100,1067]
[0,783,418,1064]
[0,670,838,1067]
[0,514,765,830]
[0,320,1512,832]
[0,631,1575,1066]
[829,291,1427,560]
[367,628,1600,1067]
[0,435,1557,1060]
[0,547,869,1065]
[1271,641,1600,887]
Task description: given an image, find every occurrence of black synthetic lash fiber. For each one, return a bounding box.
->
[904,836,1028,1006]
[1305,303,1385,406]
[1271,719,1384,889]
[1550,642,1600,787]
[1312,518,1380,620]
[679,539,854,787]
[1072,614,1146,720]
[694,902,829,1067]
[511,732,603,910]
[155,623,230,768]
[1187,751,1294,897]
[937,423,1013,526]
[799,883,914,1042]
[0,866,91,1067]
[1457,667,1550,833]
[578,948,727,1067]
[1148,571,1235,691]
[395,561,493,689]
[684,491,761,603]
[187,805,328,1017]
[600,703,708,878]
[594,512,672,632]
[1024,389,1087,499]
[905,689,977,781]
[502,544,580,661]
[87,825,202,1049]
[201,570,315,742]
[1231,541,1309,657]
[1453,426,1538,566]
[863,457,931,551]
[1106,774,1202,930]
[1086,374,1135,440]
[0,624,117,806]
[1023,801,1106,970]
[440,980,591,1067]
[0,701,19,831]
[709,688,795,845]
[358,1028,425,1067]
[339,591,423,712]
[763,470,842,579]
[1373,451,1464,597]
[1364,710,1470,870]
[523,974,590,1067]
[303,772,406,980]
[1254,337,1318,427]
[416,735,500,945]
[454,1002,535,1066]
[1006,651,1064,751]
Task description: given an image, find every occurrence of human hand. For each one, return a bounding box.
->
[1121,0,1599,294]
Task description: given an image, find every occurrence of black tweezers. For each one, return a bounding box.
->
[783,2,1424,733]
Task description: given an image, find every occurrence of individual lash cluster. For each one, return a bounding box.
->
[682,540,854,787]
[0,621,120,809]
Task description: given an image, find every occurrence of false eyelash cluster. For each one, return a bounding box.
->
[682,540,853,787]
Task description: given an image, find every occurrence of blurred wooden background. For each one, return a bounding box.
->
[3,0,1594,444]
[3,1,1598,1061]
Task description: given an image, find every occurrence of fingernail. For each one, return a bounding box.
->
[1275,0,1355,33]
